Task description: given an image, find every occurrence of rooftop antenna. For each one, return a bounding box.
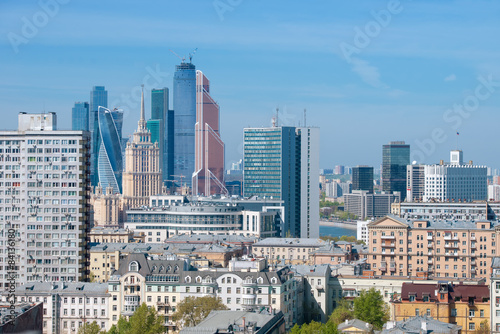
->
[189,48,198,63]
[275,107,279,127]
[304,108,307,127]
[169,49,185,63]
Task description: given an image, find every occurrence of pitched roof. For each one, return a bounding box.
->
[338,319,371,332]
[382,316,461,334]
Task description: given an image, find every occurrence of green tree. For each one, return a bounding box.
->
[107,303,163,334]
[475,320,489,334]
[78,321,105,334]
[89,271,96,283]
[290,321,337,334]
[172,296,228,328]
[329,299,353,325]
[353,288,389,330]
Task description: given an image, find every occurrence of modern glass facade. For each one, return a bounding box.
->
[352,166,374,193]
[192,70,226,196]
[71,102,89,131]
[90,86,108,187]
[173,62,196,189]
[243,127,297,236]
[382,141,410,201]
[97,107,123,193]
[150,88,173,183]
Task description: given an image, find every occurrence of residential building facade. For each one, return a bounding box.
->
[0,113,92,287]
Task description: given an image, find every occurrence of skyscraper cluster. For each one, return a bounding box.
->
[72,59,226,198]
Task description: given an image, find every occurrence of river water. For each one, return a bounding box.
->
[319,224,357,238]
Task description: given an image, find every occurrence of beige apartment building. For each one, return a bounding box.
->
[366,216,498,283]
[252,238,327,265]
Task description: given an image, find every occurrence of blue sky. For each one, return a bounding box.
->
[1,0,500,170]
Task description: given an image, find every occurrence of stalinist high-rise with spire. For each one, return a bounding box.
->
[122,86,162,209]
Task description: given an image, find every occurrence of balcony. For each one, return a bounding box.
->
[381,243,396,248]
[470,244,477,249]
[157,301,170,307]
[444,235,452,240]
[470,236,476,241]
[427,244,434,249]
[471,260,476,265]
[444,244,459,249]
[427,251,434,256]
[316,285,325,290]
[471,269,476,274]
[427,259,433,264]
[381,235,396,240]
[390,267,396,272]
[427,235,433,240]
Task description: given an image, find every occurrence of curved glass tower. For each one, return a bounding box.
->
[97,106,123,193]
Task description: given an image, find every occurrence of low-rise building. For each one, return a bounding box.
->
[90,242,244,282]
[1,282,110,334]
[338,319,372,334]
[490,257,500,332]
[392,282,489,332]
[89,227,137,243]
[383,316,462,334]
[179,310,286,334]
[0,303,43,334]
[252,238,326,265]
[108,253,298,332]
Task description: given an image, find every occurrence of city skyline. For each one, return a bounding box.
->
[1,1,500,170]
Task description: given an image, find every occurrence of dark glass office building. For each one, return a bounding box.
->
[149,88,174,184]
[352,165,374,193]
[173,62,196,188]
[71,102,89,131]
[382,141,410,201]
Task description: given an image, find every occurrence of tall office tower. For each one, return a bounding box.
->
[192,70,226,196]
[96,107,123,194]
[382,141,410,201]
[243,126,320,238]
[148,88,174,184]
[0,113,91,287]
[71,102,89,131]
[122,87,162,209]
[352,165,374,193]
[173,62,196,190]
[89,86,108,187]
[406,164,425,202]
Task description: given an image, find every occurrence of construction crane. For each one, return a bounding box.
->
[170,174,186,191]
[169,49,185,63]
[189,48,198,63]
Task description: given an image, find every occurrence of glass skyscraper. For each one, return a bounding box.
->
[192,70,226,196]
[71,102,89,131]
[97,107,123,194]
[352,165,374,193]
[149,88,174,184]
[90,86,108,187]
[173,62,196,189]
[382,141,410,201]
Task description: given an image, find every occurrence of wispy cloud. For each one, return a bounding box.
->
[444,74,456,82]
[350,58,389,89]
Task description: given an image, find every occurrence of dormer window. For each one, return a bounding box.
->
[129,261,139,272]
[409,294,416,302]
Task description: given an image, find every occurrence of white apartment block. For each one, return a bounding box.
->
[422,151,487,202]
[1,282,110,333]
[489,185,500,202]
[0,113,91,288]
[356,220,370,246]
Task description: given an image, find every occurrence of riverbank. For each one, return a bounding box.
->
[319,220,357,230]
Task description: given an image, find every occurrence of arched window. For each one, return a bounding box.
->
[159,265,164,272]
[271,277,277,284]
[257,277,263,284]
[152,265,157,271]
[129,261,138,272]
[196,276,202,283]
[185,276,191,283]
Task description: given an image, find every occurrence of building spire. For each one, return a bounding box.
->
[138,84,146,130]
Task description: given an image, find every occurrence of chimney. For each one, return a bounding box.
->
[242,317,246,330]
[421,320,427,332]
[345,319,349,325]
[439,160,444,165]
[386,321,395,330]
